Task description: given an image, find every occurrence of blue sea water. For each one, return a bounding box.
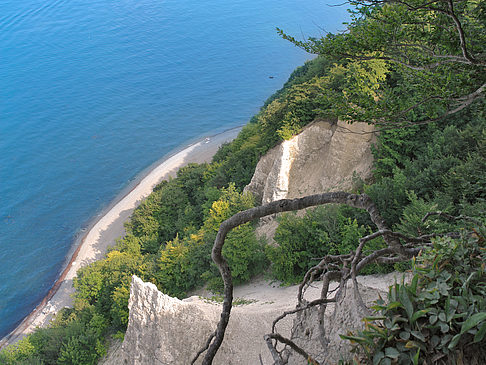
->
[0,0,349,338]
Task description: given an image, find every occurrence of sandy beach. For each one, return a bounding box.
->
[0,126,241,349]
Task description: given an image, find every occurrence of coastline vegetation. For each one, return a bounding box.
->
[1,0,484,362]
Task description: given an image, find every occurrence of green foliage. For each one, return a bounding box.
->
[279,0,485,125]
[148,185,264,296]
[209,123,268,189]
[4,2,484,362]
[155,235,197,298]
[267,206,393,284]
[0,306,108,365]
[0,337,37,364]
[222,223,266,284]
[342,227,486,364]
[367,111,486,228]
[74,250,143,330]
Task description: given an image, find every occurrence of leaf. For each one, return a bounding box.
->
[385,347,400,359]
[364,316,387,321]
[429,315,438,325]
[399,331,411,340]
[399,285,414,320]
[460,312,486,334]
[411,330,426,342]
[411,309,430,324]
[431,335,440,347]
[373,351,385,365]
[413,348,420,365]
[439,322,450,333]
[448,334,461,349]
[386,301,403,310]
[410,274,419,295]
[474,322,486,343]
[405,341,417,349]
[339,334,367,343]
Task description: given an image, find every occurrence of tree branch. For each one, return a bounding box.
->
[199,192,395,364]
[265,333,320,365]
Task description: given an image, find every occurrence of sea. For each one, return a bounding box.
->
[0,0,349,338]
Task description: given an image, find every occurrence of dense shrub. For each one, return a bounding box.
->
[267,205,393,284]
[342,226,486,365]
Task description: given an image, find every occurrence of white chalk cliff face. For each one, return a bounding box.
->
[244,119,376,204]
[101,276,297,365]
[101,274,402,365]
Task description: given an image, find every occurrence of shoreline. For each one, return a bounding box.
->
[0,126,242,349]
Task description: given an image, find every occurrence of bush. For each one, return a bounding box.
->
[267,206,392,284]
[342,225,486,364]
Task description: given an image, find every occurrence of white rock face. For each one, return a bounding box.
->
[244,119,376,205]
[101,274,403,365]
[102,276,299,365]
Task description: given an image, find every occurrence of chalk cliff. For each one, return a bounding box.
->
[101,274,402,365]
[102,276,297,365]
[244,119,375,204]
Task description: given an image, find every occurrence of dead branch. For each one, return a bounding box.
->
[271,298,336,334]
[196,192,411,364]
[422,211,485,228]
[265,333,320,365]
[195,192,473,363]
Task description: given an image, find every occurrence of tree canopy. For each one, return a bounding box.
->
[278,0,485,127]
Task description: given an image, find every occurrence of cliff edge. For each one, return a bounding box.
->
[244,119,375,204]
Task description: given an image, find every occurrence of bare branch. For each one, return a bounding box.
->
[265,333,320,365]
[422,211,485,228]
[191,332,215,365]
[199,192,399,364]
[264,335,284,365]
[271,298,336,334]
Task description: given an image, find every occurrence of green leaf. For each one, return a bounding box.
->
[373,351,385,365]
[386,301,402,310]
[399,285,414,320]
[410,274,419,295]
[413,348,420,365]
[439,322,450,333]
[411,309,430,324]
[431,335,440,347]
[339,335,367,343]
[429,315,438,325]
[448,334,461,349]
[385,347,400,359]
[399,331,411,340]
[474,322,486,343]
[460,312,486,334]
[411,330,426,342]
[364,316,387,321]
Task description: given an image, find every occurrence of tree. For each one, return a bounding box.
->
[278,0,485,127]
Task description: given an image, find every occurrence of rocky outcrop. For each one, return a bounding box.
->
[101,276,298,365]
[101,274,403,365]
[244,119,376,205]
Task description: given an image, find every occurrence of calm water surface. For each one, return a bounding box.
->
[0,0,349,337]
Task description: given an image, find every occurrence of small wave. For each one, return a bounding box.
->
[0,0,68,32]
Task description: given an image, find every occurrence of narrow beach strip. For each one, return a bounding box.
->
[0,126,241,349]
